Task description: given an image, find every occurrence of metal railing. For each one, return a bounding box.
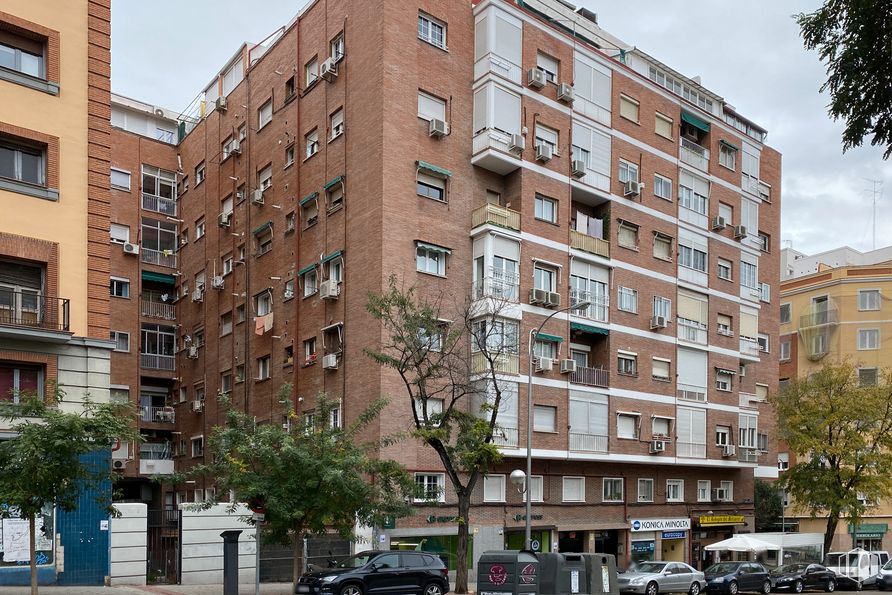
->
[492,427,519,447]
[569,229,609,258]
[142,192,177,216]
[799,308,839,328]
[140,442,173,460]
[677,441,706,458]
[141,247,177,268]
[739,338,760,357]
[472,203,521,231]
[473,268,520,301]
[680,137,709,171]
[738,447,760,463]
[141,299,176,320]
[0,288,70,332]
[569,432,608,453]
[471,351,520,375]
[677,320,707,344]
[140,353,176,371]
[569,365,609,388]
[140,405,175,423]
[570,289,608,322]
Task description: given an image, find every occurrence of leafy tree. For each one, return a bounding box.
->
[179,386,414,591]
[0,394,139,595]
[754,480,783,532]
[771,362,892,553]
[797,1,892,158]
[366,276,516,593]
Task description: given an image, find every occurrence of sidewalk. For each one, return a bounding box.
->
[0,583,476,594]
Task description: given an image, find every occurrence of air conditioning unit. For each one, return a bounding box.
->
[557,83,575,103]
[319,280,340,300]
[112,459,126,470]
[545,292,561,308]
[211,276,224,290]
[527,68,546,89]
[534,357,553,373]
[529,288,548,305]
[560,359,577,374]
[191,289,204,303]
[571,159,586,178]
[320,58,338,81]
[251,189,265,205]
[508,133,525,154]
[283,289,294,300]
[535,143,553,162]
[712,488,729,502]
[649,440,667,453]
[230,139,241,155]
[650,315,668,329]
[722,444,737,457]
[215,96,228,111]
[322,353,339,370]
[712,216,727,230]
[191,400,204,412]
[180,236,188,247]
[623,180,641,197]
[429,118,449,138]
[123,242,140,255]
[218,212,232,228]
[734,225,747,239]
[236,190,244,201]
[187,345,199,359]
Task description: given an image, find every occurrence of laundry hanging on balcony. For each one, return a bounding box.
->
[254,312,274,335]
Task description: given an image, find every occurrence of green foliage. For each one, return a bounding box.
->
[754,480,783,532]
[797,1,892,159]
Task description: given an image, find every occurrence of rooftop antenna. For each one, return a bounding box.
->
[865,179,883,250]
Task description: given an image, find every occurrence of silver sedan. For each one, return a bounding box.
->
[619,561,708,595]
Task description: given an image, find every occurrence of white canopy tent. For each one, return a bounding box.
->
[705,535,781,554]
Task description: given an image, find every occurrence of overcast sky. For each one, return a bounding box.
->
[111,0,892,256]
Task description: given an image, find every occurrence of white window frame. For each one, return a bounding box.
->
[111,330,130,352]
[858,328,880,350]
[618,159,639,183]
[110,276,130,298]
[618,287,638,313]
[256,355,270,381]
[653,174,672,200]
[535,124,559,154]
[780,339,791,361]
[637,478,654,503]
[416,244,447,277]
[305,128,319,159]
[619,94,640,123]
[617,412,640,439]
[741,261,758,289]
[562,476,585,502]
[483,474,506,503]
[603,477,624,503]
[258,100,272,129]
[302,269,318,297]
[110,223,130,244]
[666,479,684,503]
[679,244,707,273]
[305,57,319,86]
[534,194,557,223]
[536,52,559,83]
[418,13,447,49]
[414,472,446,503]
[653,296,672,320]
[617,221,639,249]
[719,480,733,502]
[110,168,131,190]
[655,113,673,139]
[617,352,637,376]
[330,108,344,140]
[191,436,204,458]
[719,143,737,170]
[533,405,556,433]
[417,91,446,122]
[697,480,711,502]
[858,289,881,311]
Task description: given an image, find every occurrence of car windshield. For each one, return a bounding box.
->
[635,562,667,573]
[337,553,375,568]
[884,560,892,570]
[707,563,741,574]
[775,564,808,573]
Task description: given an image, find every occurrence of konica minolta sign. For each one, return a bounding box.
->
[629,518,691,532]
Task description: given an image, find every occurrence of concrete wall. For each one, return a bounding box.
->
[110,503,147,585]
[180,503,256,585]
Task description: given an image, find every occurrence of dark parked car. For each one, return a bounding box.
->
[770,563,836,593]
[705,562,771,594]
[295,550,450,595]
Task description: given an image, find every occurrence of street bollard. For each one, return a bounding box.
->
[221,529,243,595]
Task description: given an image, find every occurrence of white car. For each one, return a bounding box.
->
[619,561,707,595]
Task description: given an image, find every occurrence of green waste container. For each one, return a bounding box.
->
[538,552,589,594]
[477,550,540,594]
[581,553,618,595]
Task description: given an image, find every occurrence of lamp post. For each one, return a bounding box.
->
[521,299,591,550]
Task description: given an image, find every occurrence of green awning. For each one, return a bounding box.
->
[253,221,272,236]
[681,111,710,133]
[297,263,316,276]
[323,176,344,190]
[849,523,888,537]
[141,271,176,285]
[536,332,564,343]
[570,322,609,336]
[715,367,737,376]
[416,241,451,254]
[300,192,318,206]
[321,250,343,264]
[416,160,452,178]
[720,139,739,151]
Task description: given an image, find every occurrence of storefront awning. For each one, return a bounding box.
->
[535,332,564,343]
[141,271,176,285]
[570,322,609,336]
[681,111,710,133]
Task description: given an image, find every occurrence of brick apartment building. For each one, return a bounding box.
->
[105,0,781,573]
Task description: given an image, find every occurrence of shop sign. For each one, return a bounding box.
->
[849,523,887,538]
[630,517,691,532]
[662,531,686,540]
[426,515,458,523]
[631,541,655,553]
[512,513,543,521]
[698,515,746,527]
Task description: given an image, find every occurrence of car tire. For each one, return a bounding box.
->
[880,581,886,592]
[339,585,363,595]
[690,581,701,595]
[647,581,659,595]
[825,579,835,593]
[762,579,772,594]
[794,580,803,594]
[729,580,739,595]
[423,582,444,595]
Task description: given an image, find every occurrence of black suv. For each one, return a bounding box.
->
[295,550,450,595]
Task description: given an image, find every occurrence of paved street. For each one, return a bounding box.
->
[0,583,475,594]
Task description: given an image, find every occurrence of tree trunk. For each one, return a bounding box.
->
[824,512,840,555]
[292,533,305,593]
[29,514,37,595]
[455,493,471,594]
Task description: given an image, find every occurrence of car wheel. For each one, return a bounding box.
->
[646,581,659,595]
[690,581,701,595]
[423,583,444,595]
[339,585,363,595]
[794,580,803,594]
[762,579,772,594]
[729,580,739,595]
[825,579,835,593]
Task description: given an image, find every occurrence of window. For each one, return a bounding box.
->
[858,328,880,350]
[715,426,731,446]
[637,478,653,502]
[717,258,732,281]
[533,265,556,292]
[282,279,295,302]
[413,397,443,424]
[418,13,447,49]
[778,452,790,471]
[220,312,232,336]
[653,296,671,320]
[195,218,206,239]
[326,182,344,212]
[780,303,791,323]
[655,113,673,139]
[304,337,317,364]
[697,480,711,502]
[416,243,448,276]
[0,31,44,78]
[667,480,684,502]
[304,128,319,159]
[415,473,445,502]
[533,405,556,432]
[536,52,559,83]
[717,314,733,336]
[238,124,246,142]
[617,221,639,249]
[758,333,770,353]
[859,289,881,311]
[258,99,272,129]
[254,291,272,317]
[654,174,672,200]
[533,340,556,360]
[617,413,639,439]
[285,145,295,167]
[719,203,733,224]
[235,303,246,324]
[715,370,733,391]
[619,95,639,123]
[617,352,637,376]
[719,143,737,170]
[110,223,129,244]
[327,257,343,284]
[483,475,505,502]
[758,231,771,253]
[859,367,878,386]
[603,478,624,502]
[679,172,708,215]
[305,57,319,86]
[330,33,345,61]
[535,124,558,153]
[618,287,638,313]
[471,319,519,354]
[534,194,557,223]
[302,195,319,228]
[110,331,130,352]
[741,261,758,289]
[110,168,131,190]
[780,338,791,361]
[563,476,585,502]
[719,480,733,501]
[222,253,233,275]
[255,226,272,256]
[256,355,270,381]
[0,137,45,186]
[418,91,446,122]
[191,436,204,458]
[330,108,344,139]
[739,414,757,449]
[302,269,318,297]
[110,277,130,298]
[652,358,671,381]
[195,162,205,186]
[284,76,295,100]
[416,172,446,201]
[679,245,707,272]
[618,160,639,183]
[653,233,672,261]
[757,432,769,453]
[527,475,544,503]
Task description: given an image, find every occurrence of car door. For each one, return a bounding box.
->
[750,564,769,592]
[399,553,429,593]
[804,565,822,590]
[365,553,405,594]
[667,563,688,592]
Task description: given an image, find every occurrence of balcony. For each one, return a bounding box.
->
[679,138,709,172]
[471,351,520,375]
[677,320,707,345]
[570,230,609,259]
[738,447,760,463]
[677,441,706,458]
[139,442,174,475]
[140,353,175,371]
[140,405,175,424]
[492,426,519,448]
[569,432,608,453]
[799,308,839,329]
[472,203,521,232]
[142,192,177,216]
[141,299,176,320]
[570,289,608,322]
[0,289,70,333]
[474,268,520,302]
[739,338,760,357]
[570,365,609,388]
[141,247,177,268]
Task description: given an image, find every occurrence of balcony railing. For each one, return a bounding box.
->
[569,432,608,453]
[140,405,175,424]
[738,447,760,463]
[141,247,177,268]
[142,192,177,216]
[0,288,70,332]
[492,426,519,447]
[570,289,608,322]
[680,137,709,171]
[474,268,520,301]
[140,353,175,371]
[739,337,760,357]
[471,351,520,375]
[141,299,176,320]
[799,308,839,328]
[140,442,172,460]
[570,230,609,259]
[677,441,706,458]
[472,203,521,231]
[570,365,609,388]
[677,320,707,344]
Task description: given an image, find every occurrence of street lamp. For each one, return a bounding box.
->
[522,298,591,550]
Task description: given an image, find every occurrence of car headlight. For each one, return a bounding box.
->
[630,577,646,585]
[321,576,337,583]
[714,577,725,583]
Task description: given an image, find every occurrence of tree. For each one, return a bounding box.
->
[366,276,517,594]
[797,1,892,159]
[771,362,892,553]
[754,480,783,532]
[179,386,414,591]
[0,394,139,595]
